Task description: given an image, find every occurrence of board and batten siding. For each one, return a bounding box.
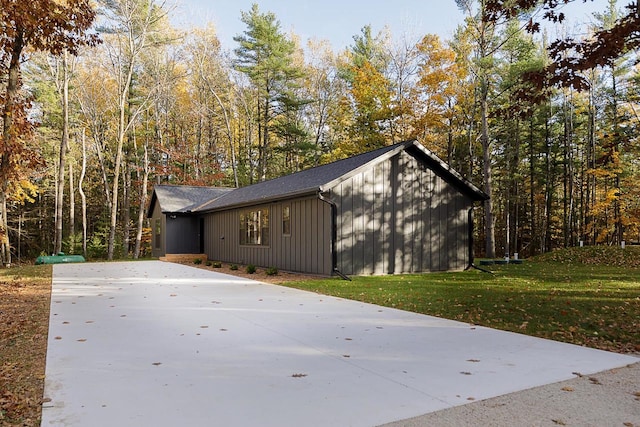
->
[150,198,165,258]
[331,150,472,275]
[203,197,332,275]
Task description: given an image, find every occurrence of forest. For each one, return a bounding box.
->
[1,0,639,266]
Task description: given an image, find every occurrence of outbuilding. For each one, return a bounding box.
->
[149,140,488,276]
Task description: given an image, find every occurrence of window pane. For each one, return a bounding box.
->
[239,208,270,246]
[239,212,247,245]
[283,206,290,235]
[155,219,161,249]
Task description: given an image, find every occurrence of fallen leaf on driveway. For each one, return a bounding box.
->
[291,373,307,378]
[152,362,162,366]
[561,386,574,392]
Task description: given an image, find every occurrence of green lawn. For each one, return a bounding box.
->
[283,260,640,354]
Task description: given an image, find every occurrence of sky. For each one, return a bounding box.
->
[171,0,609,52]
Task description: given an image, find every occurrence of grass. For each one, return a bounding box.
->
[0,264,52,426]
[283,258,640,354]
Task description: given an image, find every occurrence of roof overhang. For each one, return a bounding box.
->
[146,189,159,218]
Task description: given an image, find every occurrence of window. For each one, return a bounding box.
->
[155,218,161,249]
[282,206,291,235]
[239,209,270,246]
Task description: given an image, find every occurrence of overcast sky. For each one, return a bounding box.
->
[171,0,608,52]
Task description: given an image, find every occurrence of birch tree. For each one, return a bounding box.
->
[189,26,239,187]
[98,0,171,259]
[44,51,77,254]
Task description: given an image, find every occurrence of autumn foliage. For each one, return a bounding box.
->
[0,0,98,265]
[485,0,640,90]
[0,0,639,262]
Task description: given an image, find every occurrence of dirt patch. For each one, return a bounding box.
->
[0,265,52,426]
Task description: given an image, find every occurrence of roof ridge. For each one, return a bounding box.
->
[194,141,413,212]
[155,183,234,189]
[186,139,486,213]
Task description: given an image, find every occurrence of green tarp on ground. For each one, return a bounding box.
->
[35,253,85,265]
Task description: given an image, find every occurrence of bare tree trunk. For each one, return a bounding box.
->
[93,138,112,211]
[529,115,536,255]
[105,0,172,259]
[50,51,74,253]
[209,87,239,187]
[544,104,553,252]
[54,51,71,254]
[560,88,576,248]
[588,87,597,245]
[480,79,495,258]
[513,118,520,255]
[0,194,9,267]
[122,160,131,257]
[107,61,134,260]
[611,68,623,244]
[107,118,125,259]
[0,32,25,267]
[54,129,66,253]
[134,141,149,258]
[69,160,75,248]
[79,129,88,257]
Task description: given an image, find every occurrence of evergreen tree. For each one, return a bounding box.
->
[234,4,307,181]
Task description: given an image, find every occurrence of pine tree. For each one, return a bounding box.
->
[234,4,307,181]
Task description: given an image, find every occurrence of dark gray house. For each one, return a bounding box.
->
[147,185,233,258]
[149,140,488,276]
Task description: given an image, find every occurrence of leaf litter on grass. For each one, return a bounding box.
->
[0,265,52,426]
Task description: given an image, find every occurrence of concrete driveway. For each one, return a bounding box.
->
[41,261,637,426]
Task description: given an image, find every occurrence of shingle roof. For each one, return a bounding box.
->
[148,185,233,217]
[149,140,487,217]
[195,142,408,212]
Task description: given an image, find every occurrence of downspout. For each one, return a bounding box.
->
[466,205,493,274]
[318,190,351,281]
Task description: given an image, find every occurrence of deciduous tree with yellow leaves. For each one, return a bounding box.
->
[0,0,98,266]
